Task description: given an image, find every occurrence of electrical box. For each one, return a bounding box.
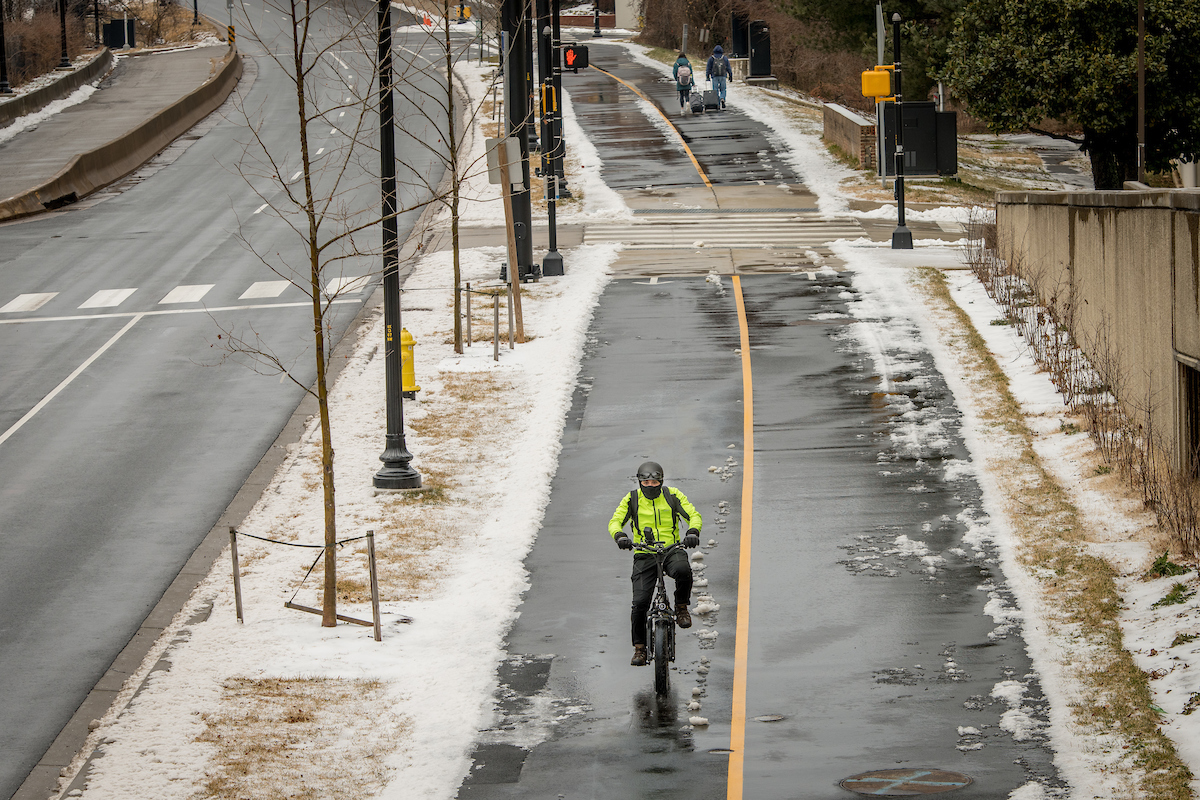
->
[881,101,958,177]
[562,45,589,71]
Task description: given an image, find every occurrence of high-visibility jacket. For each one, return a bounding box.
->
[608,486,701,547]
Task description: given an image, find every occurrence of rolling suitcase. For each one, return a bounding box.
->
[689,90,705,114]
[703,81,720,111]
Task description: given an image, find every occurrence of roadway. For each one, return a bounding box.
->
[0,4,463,797]
[457,43,1063,799]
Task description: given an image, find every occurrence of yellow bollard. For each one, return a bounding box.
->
[401,328,420,399]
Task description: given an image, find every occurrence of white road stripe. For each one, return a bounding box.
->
[254,203,269,214]
[0,314,144,449]
[316,147,325,155]
[290,170,302,182]
[79,288,136,308]
[159,284,215,304]
[330,128,337,135]
[329,53,350,69]
[240,281,290,299]
[1,293,58,313]
[326,276,370,295]
[0,299,360,326]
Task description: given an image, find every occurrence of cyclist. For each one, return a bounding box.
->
[608,460,702,666]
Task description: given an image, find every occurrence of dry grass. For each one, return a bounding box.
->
[194,677,405,800]
[915,267,1193,799]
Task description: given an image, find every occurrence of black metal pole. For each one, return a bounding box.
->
[374,0,421,490]
[0,0,12,94]
[57,0,70,68]
[536,0,551,177]
[1137,0,1145,183]
[890,12,912,249]
[592,0,600,37]
[92,0,98,47]
[502,0,534,280]
[551,0,570,197]
[193,0,199,25]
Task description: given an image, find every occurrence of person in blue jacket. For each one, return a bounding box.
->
[706,45,732,109]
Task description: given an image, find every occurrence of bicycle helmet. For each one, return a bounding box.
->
[636,461,664,482]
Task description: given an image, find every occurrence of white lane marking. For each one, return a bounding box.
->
[329,127,337,135]
[0,314,144,449]
[316,147,325,155]
[326,276,370,295]
[0,299,360,326]
[345,96,352,102]
[1,293,58,313]
[254,203,269,214]
[159,284,215,304]
[329,53,350,69]
[240,281,290,299]
[290,170,302,182]
[338,111,345,118]
[79,288,136,308]
[807,272,816,280]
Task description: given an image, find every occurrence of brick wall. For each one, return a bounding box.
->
[821,103,876,170]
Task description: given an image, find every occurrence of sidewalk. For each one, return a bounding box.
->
[0,46,228,214]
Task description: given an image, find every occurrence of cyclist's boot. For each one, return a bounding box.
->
[631,644,648,666]
[676,604,692,629]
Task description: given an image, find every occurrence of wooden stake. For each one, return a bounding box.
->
[230,527,243,623]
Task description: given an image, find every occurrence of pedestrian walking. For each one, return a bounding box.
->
[706,45,731,109]
[672,52,694,116]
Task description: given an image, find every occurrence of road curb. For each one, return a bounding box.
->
[0,49,115,128]
[0,45,242,222]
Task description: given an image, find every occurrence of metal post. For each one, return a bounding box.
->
[890,13,912,250]
[1137,0,1145,183]
[493,295,500,361]
[93,0,99,48]
[681,23,688,55]
[229,528,244,623]
[875,0,884,186]
[501,0,534,280]
[57,0,70,68]
[592,0,600,37]
[465,282,472,346]
[551,0,571,198]
[367,531,382,642]
[0,0,12,94]
[193,0,199,25]
[374,0,422,490]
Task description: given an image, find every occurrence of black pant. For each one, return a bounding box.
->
[630,550,692,646]
[678,87,690,108]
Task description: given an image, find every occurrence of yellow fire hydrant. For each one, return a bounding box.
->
[401,327,420,399]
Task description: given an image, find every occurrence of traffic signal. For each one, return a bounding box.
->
[562,44,589,72]
[861,67,892,99]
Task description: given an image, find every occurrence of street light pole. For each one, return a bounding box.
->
[373,0,421,491]
[890,12,912,250]
[193,0,199,25]
[0,0,12,94]
[57,0,70,68]
[550,0,571,198]
[1137,0,1145,183]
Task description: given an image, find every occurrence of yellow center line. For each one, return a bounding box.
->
[728,275,753,799]
[587,64,715,193]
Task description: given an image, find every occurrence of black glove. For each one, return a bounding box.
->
[683,528,700,549]
[615,534,634,550]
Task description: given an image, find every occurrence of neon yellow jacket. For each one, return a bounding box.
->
[608,486,701,547]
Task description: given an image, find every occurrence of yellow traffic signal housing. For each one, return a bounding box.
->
[861,68,892,99]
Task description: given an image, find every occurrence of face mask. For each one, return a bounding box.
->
[641,483,662,499]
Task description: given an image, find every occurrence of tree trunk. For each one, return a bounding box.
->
[1084,127,1137,190]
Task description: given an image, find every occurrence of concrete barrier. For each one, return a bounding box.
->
[0,47,242,222]
[0,49,115,128]
[822,102,875,169]
[997,188,1200,465]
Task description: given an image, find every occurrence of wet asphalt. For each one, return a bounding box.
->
[456,40,1062,800]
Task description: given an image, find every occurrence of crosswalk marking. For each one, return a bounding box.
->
[79,288,137,309]
[1,293,58,313]
[326,276,370,295]
[159,284,215,304]
[240,281,290,300]
[584,214,864,250]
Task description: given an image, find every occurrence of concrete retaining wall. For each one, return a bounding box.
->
[0,49,115,128]
[997,189,1200,464]
[0,46,242,222]
[822,102,875,169]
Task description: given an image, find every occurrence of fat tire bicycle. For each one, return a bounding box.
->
[635,528,681,697]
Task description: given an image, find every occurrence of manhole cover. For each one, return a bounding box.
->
[839,769,972,796]
[753,714,786,722]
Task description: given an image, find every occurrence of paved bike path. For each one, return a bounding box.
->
[456,272,1062,798]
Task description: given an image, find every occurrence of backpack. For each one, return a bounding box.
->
[621,487,691,540]
[712,58,727,78]
[676,65,693,86]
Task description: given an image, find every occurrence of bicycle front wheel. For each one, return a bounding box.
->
[653,618,671,696]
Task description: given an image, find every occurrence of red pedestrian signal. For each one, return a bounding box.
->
[562,45,589,71]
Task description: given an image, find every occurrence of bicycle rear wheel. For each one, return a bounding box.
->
[653,618,671,695]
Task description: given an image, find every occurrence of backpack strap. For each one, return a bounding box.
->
[621,489,638,531]
[662,486,691,532]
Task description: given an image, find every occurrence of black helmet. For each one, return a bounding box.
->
[636,461,664,482]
